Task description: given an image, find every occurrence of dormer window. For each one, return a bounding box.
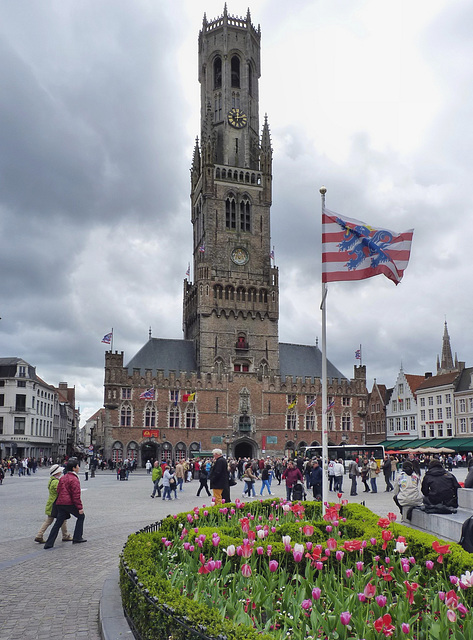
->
[236,336,248,350]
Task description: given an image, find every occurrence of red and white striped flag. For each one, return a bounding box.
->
[322,208,413,285]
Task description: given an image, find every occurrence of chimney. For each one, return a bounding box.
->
[424,372,432,379]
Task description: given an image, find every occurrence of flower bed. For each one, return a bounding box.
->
[120,498,473,639]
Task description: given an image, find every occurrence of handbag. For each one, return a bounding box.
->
[229,477,237,486]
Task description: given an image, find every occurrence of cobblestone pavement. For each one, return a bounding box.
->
[0,465,467,639]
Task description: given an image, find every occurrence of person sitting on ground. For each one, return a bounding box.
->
[464,457,473,489]
[392,460,423,520]
[421,457,460,509]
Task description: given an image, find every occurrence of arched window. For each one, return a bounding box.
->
[144,404,156,428]
[175,442,187,462]
[120,403,132,427]
[236,286,245,301]
[169,406,180,429]
[286,411,297,430]
[259,289,267,303]
[112,441,123,463]
[213,56,222,89]
[225,285,234,300]
[226,194,236,229]
[186,405,196,429]
[231,56,240,88]
[240,198,251,231]
[305,411,316,431]
[127,441,138,460]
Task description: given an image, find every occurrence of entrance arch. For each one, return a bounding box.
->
[141,441,158,467]
[234,440,254,459]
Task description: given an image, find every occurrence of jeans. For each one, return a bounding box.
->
[260,479,272,495]
[334,476,343,492]
[286,486,292,501]
[177,477,184,491]
[162,486,171,500]
[151,479,161,497]
[370,478,377,493]
[350,476,357,495]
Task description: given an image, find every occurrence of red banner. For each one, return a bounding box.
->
[142,429,160,439]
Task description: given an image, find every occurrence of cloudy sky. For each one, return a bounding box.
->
[1,0,472,425]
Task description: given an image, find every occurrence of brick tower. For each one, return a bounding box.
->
[183,6,279,376]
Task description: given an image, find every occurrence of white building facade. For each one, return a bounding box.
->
[386,369,425,441]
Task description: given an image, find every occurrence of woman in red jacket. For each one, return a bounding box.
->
[44,458,86,548]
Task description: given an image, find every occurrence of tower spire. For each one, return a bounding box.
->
[437,321,455,373]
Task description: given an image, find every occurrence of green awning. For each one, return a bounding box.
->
[381,437,473,452]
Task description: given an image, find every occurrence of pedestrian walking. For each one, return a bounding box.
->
[84,460,89,481]
[259,464,273,496]
[150,461,162,498]
[360,458,370,492]
[34,464,73,543]
[382,455,394,492]
[162,465,174,501]
[368,457,379,493]
[333,459,344,493]
[145,460,152,474]
[348,459,360,496]
[282,460,303,501]
[44,458,87,548]
[308,459,322,501]
[196,466,211,496]
[242,463,257,498]
[327,459,335,491]
[209,449,230,505]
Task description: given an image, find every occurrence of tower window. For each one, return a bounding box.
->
[240,198,251,231]
[248,63,253,96]
[231,56,240,88]
[213,56,222,90]
[226,195,236,229]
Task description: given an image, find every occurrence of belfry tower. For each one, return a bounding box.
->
[183,6,279,376]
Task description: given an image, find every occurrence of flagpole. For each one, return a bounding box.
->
[359,343,363,367]
[111,327,114,352]
[320,186,328,515]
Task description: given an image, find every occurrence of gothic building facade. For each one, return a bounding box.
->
[102,8,367,465]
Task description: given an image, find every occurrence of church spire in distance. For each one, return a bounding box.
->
[437,321,455,373]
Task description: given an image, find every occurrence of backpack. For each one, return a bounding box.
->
[459,515,473,553]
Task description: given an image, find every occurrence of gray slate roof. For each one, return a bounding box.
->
[279,343,346,381]
[125,338,347,380]
[455,366,473,392]
[125,339,197,376]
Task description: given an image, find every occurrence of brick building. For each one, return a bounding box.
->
[102,7,367,465]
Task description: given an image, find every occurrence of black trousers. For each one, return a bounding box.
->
[45,505,85,547]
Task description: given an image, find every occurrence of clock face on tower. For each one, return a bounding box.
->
[231,247,249,265]
[227,107,248,129]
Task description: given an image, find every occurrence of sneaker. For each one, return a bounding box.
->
[150,495,155,498]
[34,537,45,543]
[62,535,73,542]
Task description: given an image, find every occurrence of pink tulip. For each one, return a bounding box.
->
[301,599,312,610]
[335,550,344,562]
[225,545,236,556]
[312,587,321,600]
[326,538,337,550]
[358,593,366,602]
[340,612,351,626]
[306,542,313,551]
[364,582,376,599]
[346,569,353,578]
[293,543,304,562]
[426,561,434,570]
[356,561,364,571]
[256,546,264,555]
[316,562,323,571]
[269,560,278,572]
[447,610,457,623]
[326,525,333,533]
[241,564,252,577]
[401,623,410,634]
[375,595,387,608]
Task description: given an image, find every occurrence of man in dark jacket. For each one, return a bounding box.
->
[209,449,229,505]
[421,458,460,508]
[308,459,323,501]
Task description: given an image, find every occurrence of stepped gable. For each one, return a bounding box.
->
[404,374,426,397]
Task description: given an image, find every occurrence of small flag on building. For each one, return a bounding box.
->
[355,349,361,360]
[287,396,297,410]
[198,243,205,253]
[139,388,155,400]
[183,392,196,402]
[186,263,190,278]
[102,332,113,344]
[307,397,317,409]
